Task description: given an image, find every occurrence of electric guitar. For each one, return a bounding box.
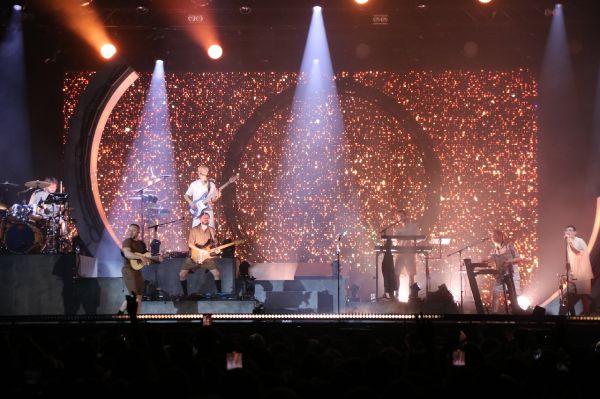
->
[189,239,245,264]
[189,175,239,219]
[129,252,163,271]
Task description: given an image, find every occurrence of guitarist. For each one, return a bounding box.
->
[184,165,221,228]
[179,211,222,297]
[488,229,521,314]
[118,223,148,315]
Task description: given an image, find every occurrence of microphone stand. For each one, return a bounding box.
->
[145,217,185,300]
[334,232,346,314]
[447,237,489,313]
[564,237,572,315]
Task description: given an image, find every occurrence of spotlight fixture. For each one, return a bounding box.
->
[187,14,204,23]
[190,0,212,6]
[100,43,117,59]
[80,0,94,6]
[136,5,150,14]
[207,44,223,60]
[13,4,23,11]
[372,14,389,25]
[239,5,252,14]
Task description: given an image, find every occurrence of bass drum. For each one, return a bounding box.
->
[4,222,43,254]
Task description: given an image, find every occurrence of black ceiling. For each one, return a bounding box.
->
[3,0,600,71]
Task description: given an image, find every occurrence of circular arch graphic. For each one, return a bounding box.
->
[67,71,441,258]
[222,76,442,250]
[64,64,139,256]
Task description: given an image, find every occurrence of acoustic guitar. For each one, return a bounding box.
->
[189,239,245,264]
[129,252,163,271]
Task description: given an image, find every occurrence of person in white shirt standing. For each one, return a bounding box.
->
[564,225,594,314]
[184,165,220,228]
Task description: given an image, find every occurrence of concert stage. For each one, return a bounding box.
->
[0,253,592,321]
[0,254,345,316]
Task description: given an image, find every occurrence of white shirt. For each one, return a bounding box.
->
[185,179,217,207]
[567,236,594,281]
[28,189,49,207]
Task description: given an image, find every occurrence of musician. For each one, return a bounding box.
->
[179,211,222,297]
[28,177,58,217]
[119,223,148,315]
[184,165,221,228]
[385,210,419,288]
[488,229,521,314]
[564,225,594,314]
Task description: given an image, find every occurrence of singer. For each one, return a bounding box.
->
[564,225,594,315]
[183,165,221,228]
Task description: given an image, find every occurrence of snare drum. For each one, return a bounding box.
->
[4,222,43,253]
[8,204,33,223]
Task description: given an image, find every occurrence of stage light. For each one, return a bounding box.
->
[313,6,322,12]
[136,6,150,15]
[100,43,117,59]
[478,0,493,4]
[517,295,531,310]
[207,44,223,59]
[13,4,22,11]
[355,0,369,5]
[187,14,204,23]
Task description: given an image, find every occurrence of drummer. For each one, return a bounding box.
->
[28,177,59,219]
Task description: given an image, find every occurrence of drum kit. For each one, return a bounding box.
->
[0,180,77,254]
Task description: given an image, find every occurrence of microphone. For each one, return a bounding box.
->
[338,229,348,240]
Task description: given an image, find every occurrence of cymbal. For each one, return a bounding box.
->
[130,188,156,193]
[147,206,171,215]
[147,205,171,210]
[0,202,7,210]
[0,180,21,187]
[24,180,50,189]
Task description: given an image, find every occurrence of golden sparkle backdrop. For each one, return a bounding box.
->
[63,70,538,294]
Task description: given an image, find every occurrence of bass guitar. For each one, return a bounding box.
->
[189,175,239,219]
[190,239,245,264]
[129,252,163,271]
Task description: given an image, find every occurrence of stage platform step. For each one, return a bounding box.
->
[141,299,258,314]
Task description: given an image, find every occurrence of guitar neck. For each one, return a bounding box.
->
[218,180,234,192]
[195,181,234,206]
[214,240,242,251]
[191,240,244,252]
